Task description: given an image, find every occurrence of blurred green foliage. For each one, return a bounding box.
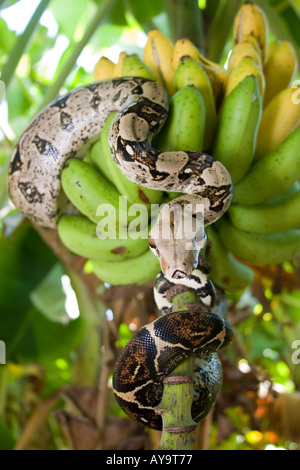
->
[0,0,300,450]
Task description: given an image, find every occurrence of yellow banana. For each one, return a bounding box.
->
[174,55,217,149]
[143,29,174,96]
[229,38,262,71]
[94,56,115,81]
[225,56,265,99]
[233,2,268,62]
[241,34,261,54]
[263,40,298,107]
[172,37,227,106]
[121,54,156,80]
[114,52,127,77]
[255,86,300,160]
[172,37,202,70]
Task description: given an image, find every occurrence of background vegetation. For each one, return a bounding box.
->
[0,0,300,450]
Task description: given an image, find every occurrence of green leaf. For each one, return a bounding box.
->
[8,305,85,362]
[0,418,15,450]
[6,77,34,123]
[0,223,85,362]
[0,17,16,54]
[106,0,127,26]
[51,0,90,39]
[127,0,164,24]
[1,0,22,7]
[248,321,285,360]
[30,263,70,323]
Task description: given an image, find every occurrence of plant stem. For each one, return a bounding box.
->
[165,0,204,50]
[208,0,242,62]
[1,0,51,90]
[40,0,118,108]
[67,270,103,386]
[156,289,200,451]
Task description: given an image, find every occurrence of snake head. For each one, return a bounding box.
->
[149,201,207,279]
[149,237,200,279]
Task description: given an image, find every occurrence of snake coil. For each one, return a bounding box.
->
[7,77,233,430]
[113,258,232,430]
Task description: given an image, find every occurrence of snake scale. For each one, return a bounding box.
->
[7,77,233,429]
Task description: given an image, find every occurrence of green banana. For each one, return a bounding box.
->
[61,158,124,225]
[174,55,217,150]
[153,85,206,152]
[121,54,157,80]
[58,214,149,262]
[90,113,163,206]
[229,189,300,234]
[217,217,300,265]
[206,226,254,292]
[233,128,300,205]
[268,181,300,204]
[213,76,262,184]
[91,249,161,285]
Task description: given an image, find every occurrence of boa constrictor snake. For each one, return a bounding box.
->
[8,77,233,430]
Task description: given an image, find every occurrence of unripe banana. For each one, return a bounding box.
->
[229,38,262,71]
[114,52,127,77]
[94,56,115,80]
[172,37,227,106]
[143,29,174,96]
[91,249,161,285]
[121,54,156,80]
[233,128,300,205]
[174,55,217,149]
[263,40,298,107]
[61,158,123,224]
[58,214,149,262]
[225,56,265,99]
[206,226,254,292]
[233,2,268,62]
[229,190,300,234]
[90,113,163,206]
[217,217,300,265]
[255,86,300,160]
[268,181,300,204]
[153,85,206,152]
[213,76,262,184]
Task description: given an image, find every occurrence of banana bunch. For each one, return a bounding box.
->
[57,1,300,292]
[214,2,300,269]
